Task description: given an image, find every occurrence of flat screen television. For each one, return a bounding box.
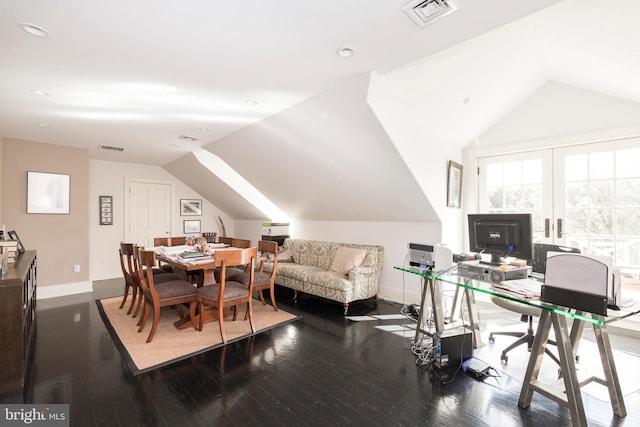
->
[468,213,533,266]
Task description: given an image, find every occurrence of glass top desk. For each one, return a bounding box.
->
[395,264,640,427]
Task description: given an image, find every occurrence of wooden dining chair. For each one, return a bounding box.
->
[229,240,279,312]
[130,245,181,319]
[231,238,252,249]
[154,236,187,247]
[213,237,251,280]
[135,248,198,343]
[191,247,258,344]
[118,243,138,314]
[217,236,233,246]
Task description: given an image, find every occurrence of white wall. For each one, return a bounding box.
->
[235,218,441,305]
[367,72,466,252]
[89,159,234,280]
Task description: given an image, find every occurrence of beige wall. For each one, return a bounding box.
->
[1,138,90,288]
[0,137,3,223]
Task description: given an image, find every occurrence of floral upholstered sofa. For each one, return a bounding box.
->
[262,238,384,314]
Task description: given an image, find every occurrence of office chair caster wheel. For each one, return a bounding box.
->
[489,335,495,344]
[501,353,508,363]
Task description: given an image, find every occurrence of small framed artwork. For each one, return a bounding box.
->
[99,195,113,225]
[27,171,70,214]
[7,230,25,254]
[446,160,463,209]
[180,199,202,216]
[183,220,201,234]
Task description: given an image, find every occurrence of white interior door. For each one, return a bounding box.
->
[127,181,172,247]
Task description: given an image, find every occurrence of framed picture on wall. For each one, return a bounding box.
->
[7,230,24,254]
[183,220,201,234]
[99,195,113,225]
[180,199,202,216]
[27,171,70,214]
[446,161,463,209]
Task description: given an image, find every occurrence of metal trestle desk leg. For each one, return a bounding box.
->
[414,276,482,348]
[518,310,626,427]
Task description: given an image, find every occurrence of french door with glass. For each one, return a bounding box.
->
[478,137,640,279]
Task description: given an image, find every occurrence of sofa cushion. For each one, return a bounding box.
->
[305,271,353,291]
[276,263,325,282]
[330,246,368,275]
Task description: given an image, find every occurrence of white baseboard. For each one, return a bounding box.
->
[378,286,421,306]
[37,281,93,300]
[91,268,122,281]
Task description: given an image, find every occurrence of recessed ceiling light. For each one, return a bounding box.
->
[336,47,355,58]
[31,89,50,96]
[169,144,180,149]
[37,123,51,128]
[20,23,49,38]
[199,127,210,132]
[245,99,258,105]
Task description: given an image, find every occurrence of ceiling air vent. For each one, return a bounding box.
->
[402,0,458,28]
[179,135,198,142]
[98,144,125,152]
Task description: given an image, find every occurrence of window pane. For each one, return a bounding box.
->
[589,180,614,207]
[565,154,587,181]
[486,164,504,186]
[504,161,521,185]
[590,237,615,258]
[522,184,542,209]
[522,159,542,184]
[616,208,640,236]
[565,182,588,208]
[565,207,588,235]
[589,207,613,235]
[504,186,522,209]
[589,151,614,179]
[617,238,640,269]
[616,178,640,207]
[616,147,640,178]
[487,187,503,209]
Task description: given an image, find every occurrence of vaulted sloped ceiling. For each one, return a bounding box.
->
[480,82,640,148]
[165,73,437,222]
[165,0,640,223]
[373,0,640,154]
[164,153,266,220]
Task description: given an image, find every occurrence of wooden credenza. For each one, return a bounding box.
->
[0,250,37,402]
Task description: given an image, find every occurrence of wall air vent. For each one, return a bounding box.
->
[402,0,458,28]
[98,144,125,152]
[179,135,198,142]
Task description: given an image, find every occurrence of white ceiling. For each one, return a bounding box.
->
[0,0,564,165]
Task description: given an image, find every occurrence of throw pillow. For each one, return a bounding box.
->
[277,248,294,263]
[330,247,368,275]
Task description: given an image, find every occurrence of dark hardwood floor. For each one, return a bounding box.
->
[23,279,640,426]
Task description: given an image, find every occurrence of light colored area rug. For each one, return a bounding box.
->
[97,296,300,375]
[474,325,640,402]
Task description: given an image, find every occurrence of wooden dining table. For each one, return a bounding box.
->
[155,247,246,330]
[156,251,217,287]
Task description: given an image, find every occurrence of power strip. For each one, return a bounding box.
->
[462,358,491,378]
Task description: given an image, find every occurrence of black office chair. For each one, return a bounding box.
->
[488,243,580,363]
